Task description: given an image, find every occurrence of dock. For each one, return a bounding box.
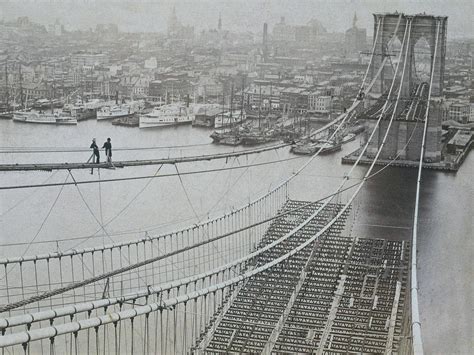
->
[342,138,472,172]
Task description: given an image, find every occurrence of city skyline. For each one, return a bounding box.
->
[1,0,473,38]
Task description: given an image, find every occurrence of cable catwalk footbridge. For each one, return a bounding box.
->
[0,13,447,355]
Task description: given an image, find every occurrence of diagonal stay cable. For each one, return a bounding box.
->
[67,170,149,291]
[68,170,111,240]
[0,171,59,218]
[0,172,69,281]
[174,164,238,273]
[66,164,164,251]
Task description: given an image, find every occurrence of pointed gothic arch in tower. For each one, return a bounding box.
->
[371,13,447,98]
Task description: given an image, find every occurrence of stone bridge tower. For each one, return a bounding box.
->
[371,13,447,98]
[364,13,448,164]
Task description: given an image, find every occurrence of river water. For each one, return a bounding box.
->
[0,118,471,353]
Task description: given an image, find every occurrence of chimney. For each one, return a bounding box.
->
[263,23,268,62]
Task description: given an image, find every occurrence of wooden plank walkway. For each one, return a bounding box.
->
[0,143,289,172]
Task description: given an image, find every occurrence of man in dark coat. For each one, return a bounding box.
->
[102,137,112,163]
[90,138,100,174]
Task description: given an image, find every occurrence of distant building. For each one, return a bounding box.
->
[149,77,191,101]
[344,13,367,55]
[448,101,470,123]
[16,17,31,27]
[131,77,150,97]
[280,87,308,113]
[309,94,331,113]
[48,19,64,36]
[196,76,222,99]
[167,6,194,40]
[95,24,119,35]
[218,12,222,32]
[243,83,282,111]
[272,17,326,46]
[71,53,108,68]
[144,57,158,69]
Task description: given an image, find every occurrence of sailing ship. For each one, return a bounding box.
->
[214,110,247,129]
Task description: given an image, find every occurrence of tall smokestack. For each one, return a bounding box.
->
[263,23,268,62]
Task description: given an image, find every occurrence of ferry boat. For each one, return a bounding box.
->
[97,101,143,120]
[139,104,194,129]
[12,110,77,125]
[63,101,96,121]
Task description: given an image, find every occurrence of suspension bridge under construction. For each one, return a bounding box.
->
[0,13,449,354]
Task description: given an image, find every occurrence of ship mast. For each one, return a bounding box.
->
[230,81,233,128]
[269,81,272,116]
[51,70,55,114]
[4,57,8,110]
[258,83,261,129]
[18,62,23,109]
[240,74,245,124]
[221,81,225,128]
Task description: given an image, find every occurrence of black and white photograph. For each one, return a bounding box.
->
[0,0,472,353]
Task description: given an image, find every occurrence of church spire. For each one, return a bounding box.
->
[353,12,358,28]
[218,12,222,31]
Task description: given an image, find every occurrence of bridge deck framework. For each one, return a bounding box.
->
[197,200,411,354]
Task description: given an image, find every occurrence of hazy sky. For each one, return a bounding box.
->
[0,0,472,38]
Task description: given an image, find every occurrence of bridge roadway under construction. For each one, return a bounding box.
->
[195,200,411,354]
[0,12,443,353]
